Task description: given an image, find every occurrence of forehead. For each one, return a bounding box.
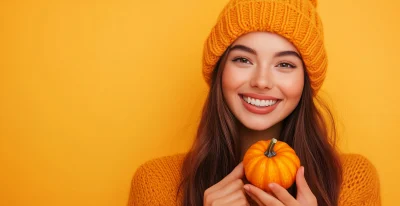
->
[230,32,299,54]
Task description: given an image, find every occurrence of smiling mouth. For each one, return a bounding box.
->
[240,95,280,107]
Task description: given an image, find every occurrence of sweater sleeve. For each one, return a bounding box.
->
[127,155,184,206]
[339,154,381,206]
[127,163,151,206]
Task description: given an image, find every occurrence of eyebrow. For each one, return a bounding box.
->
[230,44,257,55]
[275,50,302,60]
[229,44,302,60]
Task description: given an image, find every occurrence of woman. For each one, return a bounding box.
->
[128,0,381,205]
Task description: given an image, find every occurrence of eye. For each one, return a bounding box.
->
[232,57,252,65]
[276,62,296,68]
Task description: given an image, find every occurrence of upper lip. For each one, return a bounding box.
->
[240,93,279,100]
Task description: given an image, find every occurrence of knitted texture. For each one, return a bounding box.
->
[338,154,381,206]
[128,154,185,206]
[202,0,327,94]
[128,153,381,206]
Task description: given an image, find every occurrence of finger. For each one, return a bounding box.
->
[207,179,244,201]
[206,162,244,194]
[295,166,317,205]
[268,183,298,205]
[244,187,264,206]
[296,166,313,196]
[213,189,248,205]
[244,184,283,206]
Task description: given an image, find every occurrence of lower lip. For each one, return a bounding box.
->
[241,96,280,115]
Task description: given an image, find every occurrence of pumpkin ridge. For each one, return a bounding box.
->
[260,140,270,149]
[256,157,267,189]
[250,148,265,155]
[280,153,297,165]
[271,157,283,187]
[273,141,286,151]
[275,147,295,153]
[252,142,267,152]
[244,152,262,163]
[266,156,280,190]
[249,156,267,187]
[276,154,299,173]
[279,153,300,168]
[278,156,295,187]
[246,156,264,184]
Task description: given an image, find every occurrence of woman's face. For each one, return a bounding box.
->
[222,32,304,131]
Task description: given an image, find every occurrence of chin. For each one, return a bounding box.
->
[241,120,275,131]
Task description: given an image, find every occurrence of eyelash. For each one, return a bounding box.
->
[232,57,252,64]
[277,62,297,68]
[232,57,297,68]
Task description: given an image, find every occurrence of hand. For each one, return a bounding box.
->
[203,162,250,206]
[243,166,317,206]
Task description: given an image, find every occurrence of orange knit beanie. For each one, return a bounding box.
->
[202,0,326,94]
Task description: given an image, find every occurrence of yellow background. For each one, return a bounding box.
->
[1,0,398,205]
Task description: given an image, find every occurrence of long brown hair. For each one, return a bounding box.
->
[179,46,343,206]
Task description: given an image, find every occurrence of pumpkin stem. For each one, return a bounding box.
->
[264,138,277,158]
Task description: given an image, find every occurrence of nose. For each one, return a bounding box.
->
[250,66,272,89]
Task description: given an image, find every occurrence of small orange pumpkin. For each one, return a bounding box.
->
[243,138,300,192]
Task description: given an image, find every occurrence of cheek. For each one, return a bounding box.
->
[222,66,234,104]
[277,71,304,99]
[222,65,249,112]
[222,65,246,92]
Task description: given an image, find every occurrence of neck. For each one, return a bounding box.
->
[239,122,282,161]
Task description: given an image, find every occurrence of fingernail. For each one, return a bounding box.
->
[302,166,305,175]
[244,185,250,192]
[268,183,275,189]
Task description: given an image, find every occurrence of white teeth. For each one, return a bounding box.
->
[242,95,277,107]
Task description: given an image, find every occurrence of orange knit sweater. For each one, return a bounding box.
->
[128,153,381,206]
